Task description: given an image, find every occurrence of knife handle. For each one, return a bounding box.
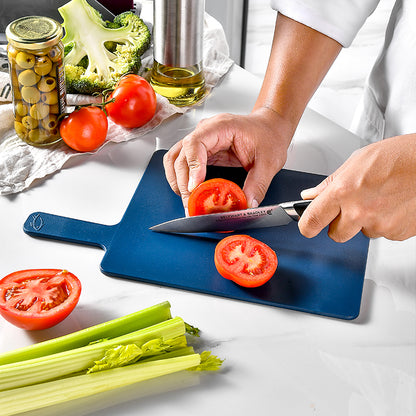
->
[281,200,312,221]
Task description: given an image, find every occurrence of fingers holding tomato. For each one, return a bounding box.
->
[0,269,81,330]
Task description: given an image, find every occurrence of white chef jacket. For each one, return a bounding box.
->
[270,0,415,145]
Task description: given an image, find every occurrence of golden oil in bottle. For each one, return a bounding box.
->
[152,0,206,107]
[150,61,206,107]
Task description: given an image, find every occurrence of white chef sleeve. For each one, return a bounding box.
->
[270,0,380,47]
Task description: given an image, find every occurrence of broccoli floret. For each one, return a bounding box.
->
[58,0,151,95]
[65,64,108,94]
[112,12,151,56]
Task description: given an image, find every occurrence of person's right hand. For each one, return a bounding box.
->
[163,107,294,213]
[298,133,416,242]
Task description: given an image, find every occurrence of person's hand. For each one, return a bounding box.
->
[298,134,416,242]
[163,107,294,212]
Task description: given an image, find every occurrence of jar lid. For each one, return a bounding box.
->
[6,16,63,50]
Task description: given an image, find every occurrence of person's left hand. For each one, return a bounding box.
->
[163,107,293,212]
[298,134,416,242]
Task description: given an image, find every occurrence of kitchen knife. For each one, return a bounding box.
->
[150,200,311,233]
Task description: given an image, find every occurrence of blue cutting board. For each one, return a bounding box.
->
[24,150,369,320]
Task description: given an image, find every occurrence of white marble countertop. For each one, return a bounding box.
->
[0,64,415,416]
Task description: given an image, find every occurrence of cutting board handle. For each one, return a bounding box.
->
[23,212,115,250]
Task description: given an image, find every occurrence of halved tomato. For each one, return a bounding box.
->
[188,178,248,216]
[0,269,81,330]
[214,235,278,288]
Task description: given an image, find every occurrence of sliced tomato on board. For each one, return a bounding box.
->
[0,269,81,330]
[214,235,278,288]
[188,178,248,216]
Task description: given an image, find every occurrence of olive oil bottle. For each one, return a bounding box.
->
[150,62,206,107]
[150,0,206,107]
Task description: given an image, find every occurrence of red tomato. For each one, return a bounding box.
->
[214,235,278,288]
[0,269,81,330]
[105,74,157,128]
[116,73,144,86]
[188,178,248,216]
[60,106,108,152]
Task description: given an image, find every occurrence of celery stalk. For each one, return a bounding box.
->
[0,317,185,391]
[0,301,172,366]
[0,354,201,416]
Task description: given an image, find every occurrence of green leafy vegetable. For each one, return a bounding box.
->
[0,317,185,390]
[185,322,201,337]
[0,355,201,416]
[188,351,224,372]
[0,302,223,415]
[87,344,142,373]
[59,0,151,94]
[0,301,172,366]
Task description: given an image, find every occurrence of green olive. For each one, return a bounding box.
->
[7,44,18,59]
[48,63,58,77]
[15,51,35,69]
[28,128,47,143]
[22,115,39,130]
[49,128,59,137]
[38,76,56,92]
[30,103,50,120]
[41,90,58,105]
[14,121,28,139]
[41,114,58,130]
[48,45,62,62]
[28,128,58,144]
[21,86,41,104]
[18,69,41,86]
[33,47,49,56]
[34,56,53,76]
[15,101,29,117]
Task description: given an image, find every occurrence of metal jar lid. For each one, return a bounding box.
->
[6,16,63,50]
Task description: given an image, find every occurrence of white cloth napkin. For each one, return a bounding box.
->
[0,14,233,195]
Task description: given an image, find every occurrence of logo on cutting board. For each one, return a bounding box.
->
[29,213,44,231]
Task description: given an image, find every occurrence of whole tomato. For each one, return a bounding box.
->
[60,106,108,152]
[105,75,157,129]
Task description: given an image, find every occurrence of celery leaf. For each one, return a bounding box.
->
[185,322,200,337]
[188,351,224,371]
[87,344,142,373]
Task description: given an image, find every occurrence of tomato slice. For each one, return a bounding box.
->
[0,269,81,330]
[214,235,278,288]
[188,178,248,216]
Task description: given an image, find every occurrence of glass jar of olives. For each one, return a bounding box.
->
[6,16,66,146]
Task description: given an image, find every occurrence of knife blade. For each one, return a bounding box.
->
[150,200,311,233]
